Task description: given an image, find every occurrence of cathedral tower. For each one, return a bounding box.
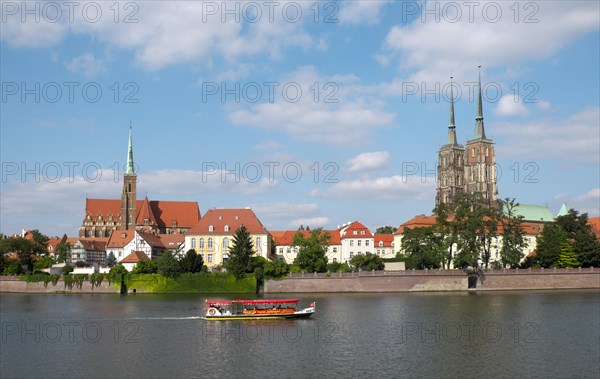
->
[436,77,465,206]
[464,66,498,206]
[119,125,137,230]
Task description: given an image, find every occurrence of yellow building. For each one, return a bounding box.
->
[184,208,271,269]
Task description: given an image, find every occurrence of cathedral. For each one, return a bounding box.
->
[79,127,201,237]
[436,67,498,207]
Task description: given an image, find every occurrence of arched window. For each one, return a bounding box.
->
[199,238,204,248]
[191,238,196,249]
[223,237,229,249]
[208,238,213,248]
[256,237,261,250]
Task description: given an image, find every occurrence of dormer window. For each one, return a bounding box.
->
[353,231,357,235]
[144,218,149,225]
[361,230,365,235]
[209,225,214,232]
[172,221,177,227]
[379,241,383,247]
[224,225,230,232]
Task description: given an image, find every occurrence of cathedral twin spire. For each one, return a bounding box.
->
[447,66,488,144]
[126,123,135,176]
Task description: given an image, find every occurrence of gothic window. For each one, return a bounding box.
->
[472,148,475,157]
[191,238,196,249]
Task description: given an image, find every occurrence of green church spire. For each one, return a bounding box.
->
[126,123,135,176]
[474,65,487,140]
[448,76,458,145]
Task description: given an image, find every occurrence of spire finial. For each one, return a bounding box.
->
[447,76,457,145]
[474,65,487,139]
[126,124,135,175]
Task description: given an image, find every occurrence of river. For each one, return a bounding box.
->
[1,290,598,378]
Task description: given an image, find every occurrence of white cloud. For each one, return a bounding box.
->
[495,95,529,116]
[537,100,552,111]
[64,53,106,77]
[346,151,390,172]
[495,107,600,162]
[553,188,600,217]
[229,66,395,145]
[339,1,391,25]
[383,1,599,83]
[249,202,328,230]
[288,217,330,229]
[309,175,435,201]
[1,2,319,72]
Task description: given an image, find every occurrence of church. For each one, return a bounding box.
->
[436,67,498,207]
[79,128,201,238]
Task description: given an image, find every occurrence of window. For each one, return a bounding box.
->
[353,231,357,235]
[208,254,213,263]
[279,247,283,254]
[333,247,337,253]
[379,241,383,247]
[191,238,196,249]
[333,258,337,263]
[208,238,213,248]
[366,240,369,246]
[361,230,365,235]
[350,252,354,258]
[350,240,354,246]
[209,225,214,232]
[287,247,291,254]
[256,237,261,249]
[223,237,229,249]
[199,238,205,248]
[358,240,361,246]
[224,225,229,232]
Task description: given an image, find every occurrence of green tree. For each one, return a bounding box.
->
[400,227,443,269]
[433,201,457,269]
[350,252,385,271]
[131,259,158,274]
[156,251,183,278]
[106,252,117,267]
[55,242,71,264]
[180,249,204,273]
[292,228,330,273]
[0,237,46,272]
[326,261,351,273]
[29,230,49,248]
[499,198,528,268]
[536,223,568,267]
[225,225,255,280]
[263,259,290,278]
[375,226,397,234]
[554,242,580,268]
[555,209,600,267]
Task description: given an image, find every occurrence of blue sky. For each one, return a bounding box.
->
[1,0,599,237]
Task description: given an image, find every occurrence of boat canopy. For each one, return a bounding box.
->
[206,299,300,306]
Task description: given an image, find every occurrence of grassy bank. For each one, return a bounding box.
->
[127,273,256,293]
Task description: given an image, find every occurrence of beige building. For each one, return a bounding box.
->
[184,208,271,269]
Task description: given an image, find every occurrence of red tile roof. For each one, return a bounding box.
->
[271,229,341,245]
[395,214,437,234]
[85,198,200,228]
[159,234,185,248]
[187,208,268,235]
[106,230,136,249]
[374,234,394,247]
[588,217,600,239]
[121,251,150,263]
[340,221,373,239]
[78,238,108,251]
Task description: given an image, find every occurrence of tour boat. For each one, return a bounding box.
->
[204,299,316,320]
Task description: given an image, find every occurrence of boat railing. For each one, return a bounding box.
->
[286,267,596,279]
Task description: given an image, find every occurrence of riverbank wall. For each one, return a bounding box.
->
[0,276,118,293]
[264,268,600,293]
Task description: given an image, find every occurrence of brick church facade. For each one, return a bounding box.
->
[79,128,200,237]
[436,67,498,207]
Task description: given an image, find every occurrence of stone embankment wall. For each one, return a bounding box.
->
[0,277,118,293]
[264,268,600,293]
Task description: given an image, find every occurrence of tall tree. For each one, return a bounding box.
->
[181,249,204,273]
[0,237,46,272]
[375,226,397,234]
[156,251,183,278]
[293,228,330,273]
[499,198,528,268]
[535,223,567,267]
[55,241,71,263]
[350,252,385,271]
[225,225,255,280]
[555,209,600,267]
[433,202,458,269]
[29,230,49,249]
[452,192,487,268]
[554,242,580,268]
[400,226,444,269]
[105,251,117,267]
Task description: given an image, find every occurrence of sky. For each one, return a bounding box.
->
[1,0,599,237]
